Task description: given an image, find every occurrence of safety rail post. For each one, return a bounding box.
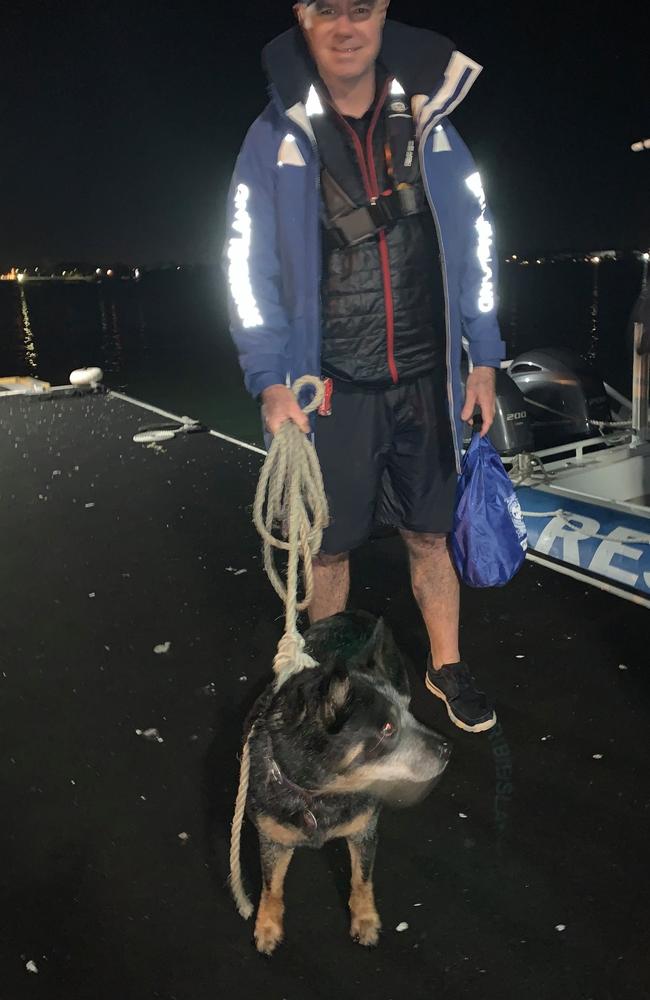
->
[631,321,649,447]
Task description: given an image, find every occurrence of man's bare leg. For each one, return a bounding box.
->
[309,551,350,623]
[400,530,460,668]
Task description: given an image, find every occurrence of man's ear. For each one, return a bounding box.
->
[293,2,306,26]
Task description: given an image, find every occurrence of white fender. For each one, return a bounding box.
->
[69,367,103,387]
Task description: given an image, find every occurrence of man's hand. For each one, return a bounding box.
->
[460,366,497,438]
[261,384,310,436]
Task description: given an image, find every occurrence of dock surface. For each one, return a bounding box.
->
[1,390,648,1000]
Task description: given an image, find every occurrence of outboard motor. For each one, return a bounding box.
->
[461,367,534,456]
[508,348,612,450]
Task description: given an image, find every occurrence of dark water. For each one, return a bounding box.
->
[0,271,262,443]
[0,260,646,443]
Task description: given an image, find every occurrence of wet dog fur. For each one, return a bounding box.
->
[242,611,451,954]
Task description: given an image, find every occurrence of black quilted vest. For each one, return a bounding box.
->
[313,75,445,387]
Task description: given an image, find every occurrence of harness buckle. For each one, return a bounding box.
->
[327,186,421,250]
[317,377,334,417]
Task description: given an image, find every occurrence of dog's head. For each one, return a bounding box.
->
[270,614,451,806]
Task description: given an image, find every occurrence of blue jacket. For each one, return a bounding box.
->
[224,21,506,468]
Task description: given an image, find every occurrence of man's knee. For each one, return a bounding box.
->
[399,529,449,558]
[313,550,349,568]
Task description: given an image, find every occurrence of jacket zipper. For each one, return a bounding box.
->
[329,78,398,384]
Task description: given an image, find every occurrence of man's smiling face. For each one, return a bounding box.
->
[295,1,389,86]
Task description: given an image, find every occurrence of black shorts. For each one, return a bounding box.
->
[315,369,458,555]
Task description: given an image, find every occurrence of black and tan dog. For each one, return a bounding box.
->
[243,611,451,954]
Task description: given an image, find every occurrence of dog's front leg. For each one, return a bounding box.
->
[347,817,381,947]
[254,835,294,956]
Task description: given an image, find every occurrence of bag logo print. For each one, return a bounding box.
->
[506,493,528,551]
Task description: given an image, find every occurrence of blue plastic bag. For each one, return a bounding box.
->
[451,433,528,588]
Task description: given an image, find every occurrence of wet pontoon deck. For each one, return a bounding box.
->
[1,389,648,1000]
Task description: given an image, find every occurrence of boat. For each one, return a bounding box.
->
[468,290,650,607]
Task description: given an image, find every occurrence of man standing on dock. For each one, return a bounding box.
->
[225,1,505,733]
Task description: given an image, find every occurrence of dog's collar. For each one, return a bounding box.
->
[268,758,319,833]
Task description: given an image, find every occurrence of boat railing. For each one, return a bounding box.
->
[631,319,649,448]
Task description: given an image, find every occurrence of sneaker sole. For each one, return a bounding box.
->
[425,675,497,733]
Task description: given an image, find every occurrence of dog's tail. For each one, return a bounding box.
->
[229,730,255,920]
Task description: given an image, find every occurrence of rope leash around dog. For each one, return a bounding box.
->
[229,375,330,920]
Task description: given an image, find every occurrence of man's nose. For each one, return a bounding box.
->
[333,15,355,35]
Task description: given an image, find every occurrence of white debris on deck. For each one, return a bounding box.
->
[135,728,164,744]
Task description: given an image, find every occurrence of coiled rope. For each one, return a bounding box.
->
[229,376,329,919]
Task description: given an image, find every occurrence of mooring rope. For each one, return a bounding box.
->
[520,508,650,544]
[229,376,329,920]
[253,376,330,687]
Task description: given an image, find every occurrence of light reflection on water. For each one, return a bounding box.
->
[0,260,646,442]
[0,272,261,443]
[18,284,38,372]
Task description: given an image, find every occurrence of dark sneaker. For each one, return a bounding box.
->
[425,657,496,733]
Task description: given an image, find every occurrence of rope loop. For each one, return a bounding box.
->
[229,375,329,920]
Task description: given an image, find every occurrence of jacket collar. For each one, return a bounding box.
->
[262,21,482,140]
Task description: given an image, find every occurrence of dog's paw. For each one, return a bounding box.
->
[350,910,381,947]
[254,914,284,956]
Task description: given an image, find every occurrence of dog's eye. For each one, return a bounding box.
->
[381,722,396,737]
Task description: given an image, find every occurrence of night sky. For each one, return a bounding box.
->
[2,0,648,267]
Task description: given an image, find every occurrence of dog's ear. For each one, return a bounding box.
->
[354,617,387,671]
[321,659,351,731]
[354,618,410,699]
[283,682,308,727]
